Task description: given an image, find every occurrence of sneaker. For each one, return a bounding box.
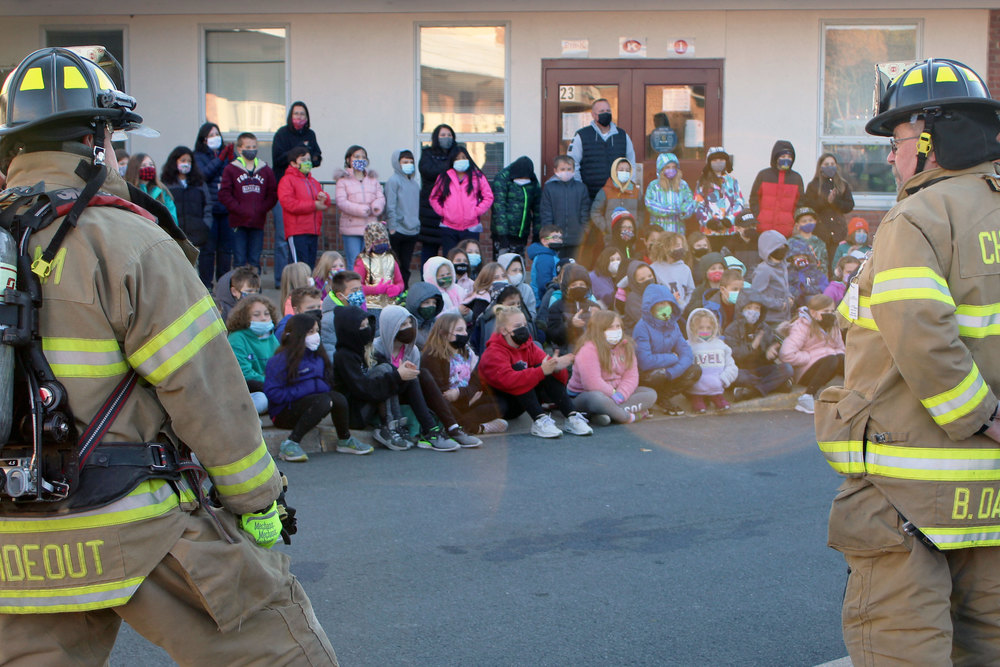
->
[448,426,482,448]
[795,393,815,414]
[375,425,410,451]
[658,398,685,416]
[479,418,508,434]
[733,387,758,402]
[279,439,309,462]
[336,436,374,455]
[690,395,707,414]
[591,413,612,427]
[530,414,562,438]
[417,427,460,451]
[710,395,731,411]
[563,412,593,436]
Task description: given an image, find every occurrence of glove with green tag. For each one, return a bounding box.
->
[240,501,282,548]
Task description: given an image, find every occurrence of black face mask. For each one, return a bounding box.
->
[567,286,588,302]
[635,279,652,294]
[510,326,531,346]
[670,248,687,261]
[453,262,470,276]
[819,313,836,331]
[692,246,710,258]
[597,111,613,127]
[418,305,438,321]
[450,333,469,349]
[549,241,564,251]
[359,325,375,345]
[770,247,788,261]
[396,327,416,344]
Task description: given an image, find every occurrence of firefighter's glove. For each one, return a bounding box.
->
[241,501,282,548]
[276,473,297,545]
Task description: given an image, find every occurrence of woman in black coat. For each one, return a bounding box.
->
[419,124,458,263]
[193,122,234,287]
[801,152,854,272]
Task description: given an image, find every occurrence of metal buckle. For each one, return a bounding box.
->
[148,443,169,471]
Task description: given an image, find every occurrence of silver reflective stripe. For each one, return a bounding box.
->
[923,528,1000,549]
[924,373,986,422]
[0,577,143,613]
[956,305,1000,337]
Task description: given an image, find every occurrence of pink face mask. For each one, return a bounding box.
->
[291,117,306,130]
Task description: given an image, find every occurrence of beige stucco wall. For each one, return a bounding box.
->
[0,9,988,206]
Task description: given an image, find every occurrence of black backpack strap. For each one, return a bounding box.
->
[77,369,139,468]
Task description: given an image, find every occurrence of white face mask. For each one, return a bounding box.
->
[605,329,623,346]
[608,260,621,275]
[617,171,631,183]
[305,332,321,351]
[556,171,574,183]
[508,272,524,286]
[513,178,531,186]
[206,135,222,150]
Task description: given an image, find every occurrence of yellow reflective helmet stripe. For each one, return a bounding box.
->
[903,68,925,86]
[42,337,128,378]
[127,295,225,385]
[920,365,988,427]
[204,440,277,497]
[19,67,44,91]
[871,267,954,307]
[935,65,959,83]
[92,67,113,91]
[817,439,865,474]
[0,576,144,614]
[837,294,878,331]
[62,66,87,89]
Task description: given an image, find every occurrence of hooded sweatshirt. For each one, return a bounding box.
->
[405,281,444,349]
[686,307,737,396]
[332,305,402,425]
[272,101,323,182]
[546,265,599,349]
[373,305,421,369]
[491,156,541,243]
[526,242,560,300]
[497,252,538,317]
[786,236,828,305]
[539,174,591,245]
[619,259,657,333]
[386,149,421,236]
[633,284,693,379]
[422,256,465,312]
[218,157,278,229]
[644,153,696,234]
[749,140,803,237]
[723,287,780,371]
[750,230,792,325]
[590,157,643,236]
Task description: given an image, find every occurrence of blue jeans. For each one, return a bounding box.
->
[271,202,290,288]
[342,235,364,272]
[288,234,318,268]
[232,227,264,271]
[198,211,232,288]
[735,363,794,396]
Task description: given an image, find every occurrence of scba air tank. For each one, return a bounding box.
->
[0,225,16,445]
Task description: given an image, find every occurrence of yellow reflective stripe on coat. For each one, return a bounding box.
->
[921,526,1000,550]
[0,576,144,614]
[42,337,128,378]
[0,480,178,534]
[864,442,1000,481]
[870,266,954,307]
[817,439,865,474]
[920,366,988,427]
[127,295,225,385]
[204,440,277,497]
[837,295,878,331]
[956,303,1000,338]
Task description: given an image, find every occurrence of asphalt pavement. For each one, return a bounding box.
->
[110,410,850,666]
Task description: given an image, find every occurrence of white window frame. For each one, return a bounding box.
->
[199,23,291,143]
[415,21,511,171]
[818,19,923,208]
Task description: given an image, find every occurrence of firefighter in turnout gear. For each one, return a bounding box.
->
[0,48,337,664]
[815,58,1000,664]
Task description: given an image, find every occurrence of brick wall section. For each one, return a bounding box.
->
[990,10,1000,96]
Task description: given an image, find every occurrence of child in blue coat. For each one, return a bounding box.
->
[633,284,702,416]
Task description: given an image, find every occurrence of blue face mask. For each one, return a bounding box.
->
[352,158,368,171]
[454,159,470,173]
[854,231,868,245]
[468,253,482,267]
[347,289,366,308]
[249,320,274,337]
[799,223,816,234]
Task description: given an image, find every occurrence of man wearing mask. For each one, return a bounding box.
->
[568,98,636,201]
[816,58,1000,664]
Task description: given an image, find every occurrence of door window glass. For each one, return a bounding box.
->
[557,84,618,157]
[644,84,706,162]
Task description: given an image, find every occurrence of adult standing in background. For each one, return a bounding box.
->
[568,98,636,202]
[194,122,235,288]
[419,123,458,264]
[272,101,323,288]
[801,153,854,269]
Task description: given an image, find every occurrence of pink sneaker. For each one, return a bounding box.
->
[689,395,706,413]
[710,395,731,411]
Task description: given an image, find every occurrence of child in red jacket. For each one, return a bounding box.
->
[278,146,331,268]
[478,305,592,438]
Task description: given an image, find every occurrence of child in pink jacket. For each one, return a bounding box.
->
[335,145,385,270]
[567,311,657,424]
[779,293,845,414]
[430,147,494,255]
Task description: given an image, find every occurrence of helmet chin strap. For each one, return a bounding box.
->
[915,106,941,174]
[91,122,106,167]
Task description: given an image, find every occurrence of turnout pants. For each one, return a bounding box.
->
[831,479,1000,666]
[0,506,338,667]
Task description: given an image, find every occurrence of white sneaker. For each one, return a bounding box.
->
[795,393,815,414]
[531,414,562,438]
[564,412,594,436]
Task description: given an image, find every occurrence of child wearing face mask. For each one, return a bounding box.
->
[430,149,494,255]
[423,257,466,313]
[683,251,727,322]
[617,260,658,333]
[749,140,804,238]
[588,158,643,263]
[547,264,603,350]
[456,239,484,280]
[824,255,862,305]
[354,221,404,323]
[832,217,871,269]
[266,313,370,461]
[790,207,829,275]
[479,305,592,438]
[609,207,640,262]
[321,270,365,357]
[723,289,794,402]
[446,248,475,294]
[335,145,385,270]
[685,308,737,412]
[496,252,537,318]
[526,225,564,301]
[786,237,829,308]
[695,147,746,250]
[404,282,444,350]
[540,155,591,261]
[644,153,695,234]
[275,286,323,340]
[696,268,744,333]
[649,232,695,312]
[750,230,793,327]
[779,294,845,415]
[491,156,541,258]
[277,146,328,269]
[589,247,623,308]
[386,149,421,287]
[219,133,278,269]
[423,313,508,434]
[227,295,280,415]
[568,311,657,425]
[462,261,508,327]
[312,250,346,300]
[125,152,177,222]
[633,285,701,416]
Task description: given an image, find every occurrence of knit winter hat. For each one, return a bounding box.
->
[610,207,635,227]
[847,217,869,235]
[364,221,389,250]
[793,207,817,222]
[706,146,733,172]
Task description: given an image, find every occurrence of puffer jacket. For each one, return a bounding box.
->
[633,284,693,378]
[723,288,780,371]
[644,153,696,234]
[430,169,494,231]
[278,165,330,237]
[334,168,385,237]
[749,140,803,237]
[590,157,644,235]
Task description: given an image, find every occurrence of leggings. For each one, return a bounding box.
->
[798,354,845,395]
[494,375,575,421]
[272,391,350,442]
[571,386,658,423]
